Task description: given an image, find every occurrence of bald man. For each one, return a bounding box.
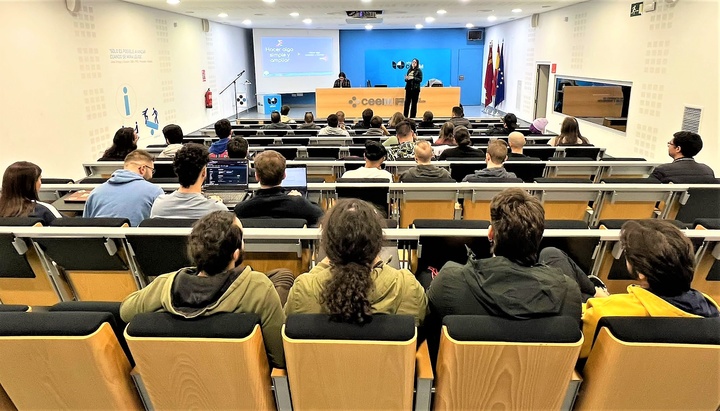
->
[399,141,452,182]
[508,131,527,158]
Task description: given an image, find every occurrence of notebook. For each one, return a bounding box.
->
[64,190,93,203]
[203,159,249,205]
[281,164,308,195]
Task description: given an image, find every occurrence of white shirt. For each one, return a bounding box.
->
[341,167,393,181]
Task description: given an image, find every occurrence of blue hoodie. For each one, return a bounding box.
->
[83,169,164,226]
[208,137,230,156]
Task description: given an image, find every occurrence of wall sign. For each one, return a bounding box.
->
[630,2,643,17]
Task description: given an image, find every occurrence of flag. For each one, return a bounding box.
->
[494,44,501,91]
[495,43,505,107]
[483,43,494,106]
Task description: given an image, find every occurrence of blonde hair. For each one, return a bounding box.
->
[414,141,433,163]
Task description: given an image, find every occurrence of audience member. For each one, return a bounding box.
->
[260,111,294,135]
[209,119,232,157]
[335,111,352,132]
[362,116,387,136]
[233,150,323,225]
[285,199,427,325]
[438,127,484,160]
[84,150,163,226]
[157,124,184,159]
[650,131,716,183]
[580,220,719,357]
[551,117,590,146]
[353,108,373,130]
[399,141,452,182]
[318,114,350,137]
[279,105,295,123]
[99,127,138,161]
[341,141,392,181]
[0,161,62,225]
[462,139,517,181]
[486,113,518,136]
[426,188,582,362]
[297,112,320,130]
[449,106,470,128]
[388,112,406,129]
[119,211,288,368]
[508,131,528,158]
[431,122,456,157]
[150,143,227,219]
[529,118,548,135]
[226,137,249,159]
[418,111,435,128]
[385,121,416,161]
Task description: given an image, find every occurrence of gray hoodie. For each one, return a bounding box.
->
[462,167,517,181]
[399,164,452,182]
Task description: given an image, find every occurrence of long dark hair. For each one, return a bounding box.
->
[0,161,42,218]
[556,117,589,145]
[101,127,137,160]
[320,199,383,324]
[436,122,455,145]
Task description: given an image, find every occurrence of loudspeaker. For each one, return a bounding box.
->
[201,19,210,33]
[531,13,540,28]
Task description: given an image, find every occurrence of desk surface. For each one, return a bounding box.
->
[316,87,461,118]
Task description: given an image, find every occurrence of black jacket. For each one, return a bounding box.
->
[439,145,485,160]
[650,158,717,184]
[404,68,423,91]
[233,187,324,226]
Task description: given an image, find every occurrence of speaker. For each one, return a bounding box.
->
[467,29,483,42]
[201,19,210,33]
[531,13,540,28]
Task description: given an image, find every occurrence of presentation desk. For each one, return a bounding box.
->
[315,87,461,118]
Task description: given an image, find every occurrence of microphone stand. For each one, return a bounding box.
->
[220,71,244,122]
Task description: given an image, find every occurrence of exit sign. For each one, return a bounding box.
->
[630,2,643,16]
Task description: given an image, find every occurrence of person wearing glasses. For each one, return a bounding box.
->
[84,149,163,226]
[650,131,716,183]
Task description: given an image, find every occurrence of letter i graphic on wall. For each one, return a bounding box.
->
[123,87,130,115]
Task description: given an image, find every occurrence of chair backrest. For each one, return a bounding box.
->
[673,186,720,223]
[449,162,486,183]
[50,217,130,227]
[126,223,192,278]
[575,317,720,410]
[434,315,582,411]
[282,137,310,146]
[562,146,602,160]
[240,218,307,228]
[125,312,275,410]
[503,162,547,182]
[40,177,75,184]
[335,178,390,218]
[0,312,142,409]
[282,314,417,410]
[306,147,340,159]
[523,147,558,161]
[415,231,492,274]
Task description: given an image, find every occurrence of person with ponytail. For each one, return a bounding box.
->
[284,199,427,325]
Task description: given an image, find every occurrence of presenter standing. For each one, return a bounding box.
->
[403,59,423,119]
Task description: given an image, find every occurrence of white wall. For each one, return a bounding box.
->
[0,0,255,179]
[484,0,719,172]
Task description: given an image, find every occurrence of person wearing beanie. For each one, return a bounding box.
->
[340,141,393,181]
[529,118,549,134]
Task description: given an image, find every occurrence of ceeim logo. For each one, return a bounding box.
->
[348,96,425,108]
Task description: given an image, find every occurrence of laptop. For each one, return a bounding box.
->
[203,159,249,206]
[281,164,308,196]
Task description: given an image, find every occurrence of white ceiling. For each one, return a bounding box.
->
[123,0,585,30]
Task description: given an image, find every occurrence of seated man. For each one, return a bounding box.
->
[119,211,288,368]
[83,150,164,226]
[279,105,295,124]
[150,143,228,219]
[418,111,436,129]
[336,110,352,132]
[581,219,719,358]
[507,131,528,158]
[259,111,294,135]
[353,108,373,130]
[157,124,184,159]
[227,136,249,159]
[318,114,350,137]
[341,141,393,181]
[426,188,583,363]
[362,115,387,136]
[650,131,716,183]
[297,112,320,130]
[399,141,452,182]
[385,120,416,161]
[449,106,470,128]
[462,139,517,181]
[234,150,324,226]
[209,119,232,158]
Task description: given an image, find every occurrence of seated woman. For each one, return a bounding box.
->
[551,117,590,146]
[486,113,518,136]
[285,199,427,325]
[438,127,484,160]
[0,161,62,225]
[581,219,719,358]
[99,127,138,161]
[432,122,456,157]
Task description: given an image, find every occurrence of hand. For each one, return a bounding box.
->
[321,256,331,265]
[288,190,302,197]
[208,195,223,203]
[594,287,610,298]
[405,75,411,81]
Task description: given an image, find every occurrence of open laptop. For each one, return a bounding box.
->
[203,159,249,206]
[281,164,308,196]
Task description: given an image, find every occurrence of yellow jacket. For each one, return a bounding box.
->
[580,286,719,357]
[285,261,428,326]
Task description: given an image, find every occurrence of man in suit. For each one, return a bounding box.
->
[650,131,716,183]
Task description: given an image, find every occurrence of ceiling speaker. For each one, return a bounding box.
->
[531,13,540,28]
[201,19,210,33]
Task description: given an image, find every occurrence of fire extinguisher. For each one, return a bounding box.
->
[205,88,213,109]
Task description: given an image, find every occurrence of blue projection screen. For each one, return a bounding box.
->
[364,48,452,88]
[261,37,334,78]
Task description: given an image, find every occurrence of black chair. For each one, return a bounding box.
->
[50,217,130,227]
[246,137,275,146]
[414,227,492,275]
[539,228,601,275]
[146,144,167,149]
[126,219,195,278]
[599,177,660,184]
[523,147,558,161]
[353,136,381,145]
[42,178,75,184]
[694,218,720,229]
[413,219,490,229]
[545,220,588,229]
[268,147,298,160]
[534,177,593,183]
[293,129,318,136]
[282,137,310,146]
[563,146,602,160]
[463,176,524,183]
[260,129,289,137]
[674,185,720,224]
[504,162,547,182]
[348,146,366,157]
[0,305,29,312]
[600,157,646,161]
[449,162,486,183]
[307,147,341,159]
[77,177,109,183]
[240,218,307,228]
[335,178,390,218]
[547,156,596,162]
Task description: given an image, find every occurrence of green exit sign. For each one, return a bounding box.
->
[631,2,643,16]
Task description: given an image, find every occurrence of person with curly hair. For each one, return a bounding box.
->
[284,199,427,325]
[98,127,138,161]
[150,143,227,219]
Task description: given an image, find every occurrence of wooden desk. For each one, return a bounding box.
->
[316,87,461,118]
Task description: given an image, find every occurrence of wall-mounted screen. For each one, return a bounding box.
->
[553,76,632,132]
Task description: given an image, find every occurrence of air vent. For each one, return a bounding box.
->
[681,106,702,133]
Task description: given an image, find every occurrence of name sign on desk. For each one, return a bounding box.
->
[347,96,426,109]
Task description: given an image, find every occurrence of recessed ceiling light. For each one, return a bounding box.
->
[289,12,299,17]
[425,16,435,23]
[361,0,372,3]
[303,18,312,24]
[480,9,493,12]
[262,0,275,3]
[512,8,522,13]
[542,5,551,8]
[365,24,373,30]
[218,12,228,18]
[242,19,251,25]
[487,15,497,21]
[415,24,423,29]
[166,0,180,5]
[465,23,474,28]
[437,9,447,15]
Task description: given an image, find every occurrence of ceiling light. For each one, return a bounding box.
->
[487,15,497,21]
[289,12,299,17]
[166,0,180,4]
[512,8,522,13]
[262,0,275,3]
[437,9,447,15]
[465,23,474,28]
[361,0,372,3]
[303,18,312,24]
[425,16,435,23]
[415,24,423,29]
[242,19,251,25]
[365,24,373,30]
[218,12,228,18]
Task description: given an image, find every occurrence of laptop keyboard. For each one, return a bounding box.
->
[208,192,248,205]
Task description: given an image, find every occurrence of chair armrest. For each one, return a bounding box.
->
[271,368,291,411]
[414,341,434,411]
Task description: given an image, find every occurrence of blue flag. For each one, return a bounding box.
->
[495,43,505,107]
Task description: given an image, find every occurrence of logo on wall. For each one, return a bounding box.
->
[267,97,278,105]
[348,96,426,108]
[391,61,424,70]
[116,84,137,118]
[141,107,160,136]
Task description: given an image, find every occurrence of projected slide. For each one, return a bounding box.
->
[261,37,333,77]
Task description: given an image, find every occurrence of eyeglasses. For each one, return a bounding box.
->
[146,165,156,175]
[667,141,676,147]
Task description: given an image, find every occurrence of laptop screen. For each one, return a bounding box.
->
[205,159,249,189]
[281,165,308,190]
